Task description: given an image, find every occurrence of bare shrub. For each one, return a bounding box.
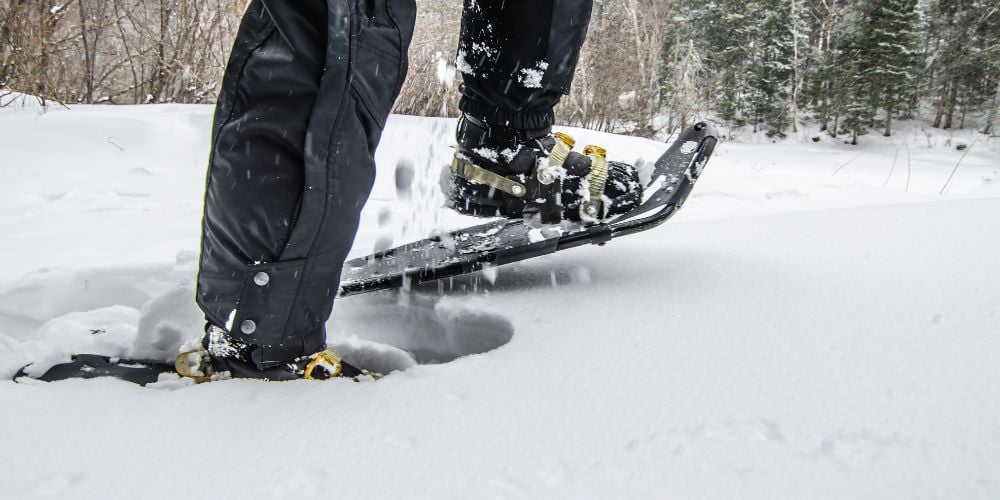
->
[0,0,711,138]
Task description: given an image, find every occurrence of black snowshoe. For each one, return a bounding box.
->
[342,121,718,296]
[14,327,373,386]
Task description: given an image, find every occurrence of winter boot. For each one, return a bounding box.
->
[174,325,372,382]
[444,113,643,224]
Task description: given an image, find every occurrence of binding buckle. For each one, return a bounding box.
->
[174,350,216,383]
[304,349,343,380]
[581,145,609,222]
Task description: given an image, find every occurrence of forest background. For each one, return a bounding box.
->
[1,0,997,143]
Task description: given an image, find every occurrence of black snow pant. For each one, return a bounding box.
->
[197,0,592,370]
[458,0,593,129]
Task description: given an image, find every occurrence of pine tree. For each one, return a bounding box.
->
[757,0,797,136]
[927,0,1000,131]
[821,1,868,142]
[798,0,847,134]
[687,0,797,136]
[861,0,921,136]
[837,33,871,144]
[693,0,756,127]
[982,8,1000,134]
[825,0,920,143]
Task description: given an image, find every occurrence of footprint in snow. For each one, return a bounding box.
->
[328,292,515,369]
[10,262,514,380]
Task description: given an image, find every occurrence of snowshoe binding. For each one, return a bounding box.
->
[444,113,643,224]
[176,325,374,382]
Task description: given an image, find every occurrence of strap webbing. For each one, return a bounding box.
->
[451,156,527,198]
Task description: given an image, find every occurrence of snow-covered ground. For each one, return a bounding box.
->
[1,98,999,499]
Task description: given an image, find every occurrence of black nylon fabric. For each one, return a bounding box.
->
[197,0,416,369]
[457,0,593,128]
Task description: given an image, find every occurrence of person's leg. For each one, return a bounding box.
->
[446,0,641,224]
[196,0,416,378]
[456,0,594,129]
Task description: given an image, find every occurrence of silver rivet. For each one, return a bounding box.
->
[511,185,525,196]
[240,320,257,334]
[584,204,599,217]
[253,272,270,286]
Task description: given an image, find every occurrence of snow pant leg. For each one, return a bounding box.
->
[456,0,593,129]
[197,0,416,369]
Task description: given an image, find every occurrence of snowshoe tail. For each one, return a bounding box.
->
[14,355,176,386]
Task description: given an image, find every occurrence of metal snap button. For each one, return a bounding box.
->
[240,320,257,334]
[253,272,270,286]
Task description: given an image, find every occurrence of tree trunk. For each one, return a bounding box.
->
[0,1,28,83]
[34,1,64,99]
[151,0,170,102]
[819,81,829,131]
[819,101,828,130]
[944,81,957,129]
[112,0,142,104]
[884,107,892,137]
[933,82,948,128]
[789,0,799,134]
[983,82,998,135]
[78,0,94,103]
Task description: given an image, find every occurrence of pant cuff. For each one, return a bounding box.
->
[459,95,555,130]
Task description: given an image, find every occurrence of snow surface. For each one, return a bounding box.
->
[1,100,1000,498]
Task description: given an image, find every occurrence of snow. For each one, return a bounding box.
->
[435,56,455,85]
[1,100,1000,498]
[518,61,549,89]
[680,140,699,154]
[455,50,475,76]
[472,147,500,162]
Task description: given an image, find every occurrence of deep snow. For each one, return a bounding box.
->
[1,98,999,499]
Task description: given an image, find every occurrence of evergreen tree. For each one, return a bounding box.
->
[798,0,847,134]
[748,0,796,137]
[861,0,921,136]
[823,0,920,144]
[927,0,1000,131]
[692,0,755,127]
[687,0,797,136]
[836,9,870,144]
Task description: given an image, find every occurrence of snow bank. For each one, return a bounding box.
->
[0,91,55,113]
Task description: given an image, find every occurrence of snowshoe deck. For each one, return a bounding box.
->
[13,354,175,386]
[339,122,718,296]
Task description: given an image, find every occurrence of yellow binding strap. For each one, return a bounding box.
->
[174,350,215,384]
[304,348,343,380]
